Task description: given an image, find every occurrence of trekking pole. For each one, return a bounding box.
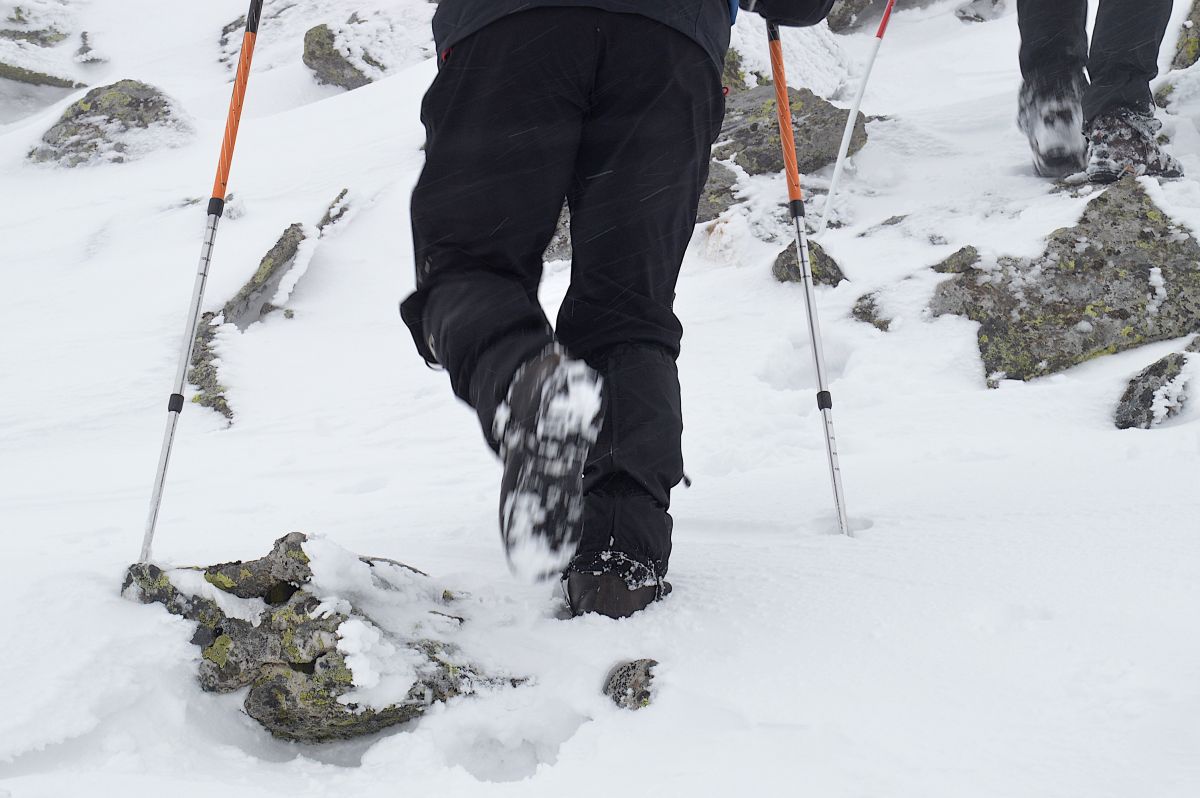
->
[766,21,851,536]
[813,0,896,237]
[139,0,265,563]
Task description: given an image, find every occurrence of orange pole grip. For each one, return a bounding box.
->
[211,31,258,202]
[769,36,803,204]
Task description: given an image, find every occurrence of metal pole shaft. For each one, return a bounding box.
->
[140,0,264,563]
[767,22,851,536]
[814,0,896,238]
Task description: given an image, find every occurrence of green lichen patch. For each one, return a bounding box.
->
[931,178,1200,382]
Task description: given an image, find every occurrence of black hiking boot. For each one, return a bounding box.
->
[496,344,604,582]
[1085,106,1184,184]
[1018,80,1087,178]
[563,551,671,619]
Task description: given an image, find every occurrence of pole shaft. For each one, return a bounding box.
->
[767,22,851,536]
[814,0,896,237]
[140,0,264,564]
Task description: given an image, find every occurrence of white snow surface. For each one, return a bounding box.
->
[3,1,1200,795]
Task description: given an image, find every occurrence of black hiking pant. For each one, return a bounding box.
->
[1017,0,1172,122]
[401,8,725,575]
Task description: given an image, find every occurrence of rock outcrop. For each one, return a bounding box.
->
[123,533,518,743]
[1173,1,1200,71]
[931,178,1200,383]
[716,85,867,177]
[28,79,188,166]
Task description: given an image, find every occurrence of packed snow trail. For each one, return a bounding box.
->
[2,2,1199,795]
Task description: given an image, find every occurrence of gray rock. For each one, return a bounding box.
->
[852,291,891,331]
[0,59,82,88]
[303,24,371,90]
[828,0,935,33]
[773,239,846,287]
[188,313,232,421]
[1174,1,1200,71]
[1114,353,1192,430]
[28,79,185,166]
[224,224,308,331]
[1188,337,1200,354]
[123,533,518,743]
[955,0,1007,23]
[0,26,67,47]
[715,85,867,177]
[696,161,739,224]
[932,246,981,274]
[931,178,1200,383]
[604,659,658,711]
[318,188,351,232]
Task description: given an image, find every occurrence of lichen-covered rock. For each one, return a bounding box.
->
[188,313,232,420]
[1114,353,1193,430]
[932,245,982,274]
[852,291,891,331]
[604,659,658,711]
[0,58,79,87]
[28,79,189,166]
[828,0,933,33]
[696,161,739,224]
[123,533,517,743]
[1173,2,1200,71]
[715,85,867,177]
[225,224,308,331]
[773,239,846,287]
[931,178,1200,383]
[303,23,371,90]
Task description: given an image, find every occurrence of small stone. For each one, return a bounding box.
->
[773,239,846,287]
[543,202,572,262]
[604,659,658,711]
[1174,2,1200,71]
[932,246,981,274]
[1114,353,1192,430]
[696,161,739,224]
[224,224,308,331]
[852,291,891,331]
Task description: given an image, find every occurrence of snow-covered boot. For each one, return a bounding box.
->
[955,0,1006,23]
[1085,106,1184,184]
[496,344,604,582]
[563,551,671,619]
[1017,80,1087,178]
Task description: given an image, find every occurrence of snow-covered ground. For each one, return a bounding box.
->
[3,1,1199,795]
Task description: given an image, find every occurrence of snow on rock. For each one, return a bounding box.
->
[931,177,1200,383]
[220,0,436,82]
[603,659,658,711]
[773,238,847,287]
[27,79,191,166]
[0,0,88,93]
[1114,352,1194,429]
[122,532,520,743]
[1173,0,1200,71]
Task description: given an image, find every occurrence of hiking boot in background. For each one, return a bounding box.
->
[1018,79,1088,178]
[1086,106,1184,184]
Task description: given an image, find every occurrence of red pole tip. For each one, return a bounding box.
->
[875,0,898,39]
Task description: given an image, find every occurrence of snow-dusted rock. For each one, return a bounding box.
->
[303,23,372,90]
[27,79,190,166]
[1173,1,1200,71]
[853,291,891,331]
[773,238,846,287]
[604,659,657,711]
[716,85,867,178]
[544,202,572,263]
[931,178,1200,383]
[1114,353,1192,430]
[696,161,740,224]
[123,533,518,743]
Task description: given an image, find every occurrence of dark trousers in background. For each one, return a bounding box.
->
[402,8,725,575]
[1017,0,1172,121]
